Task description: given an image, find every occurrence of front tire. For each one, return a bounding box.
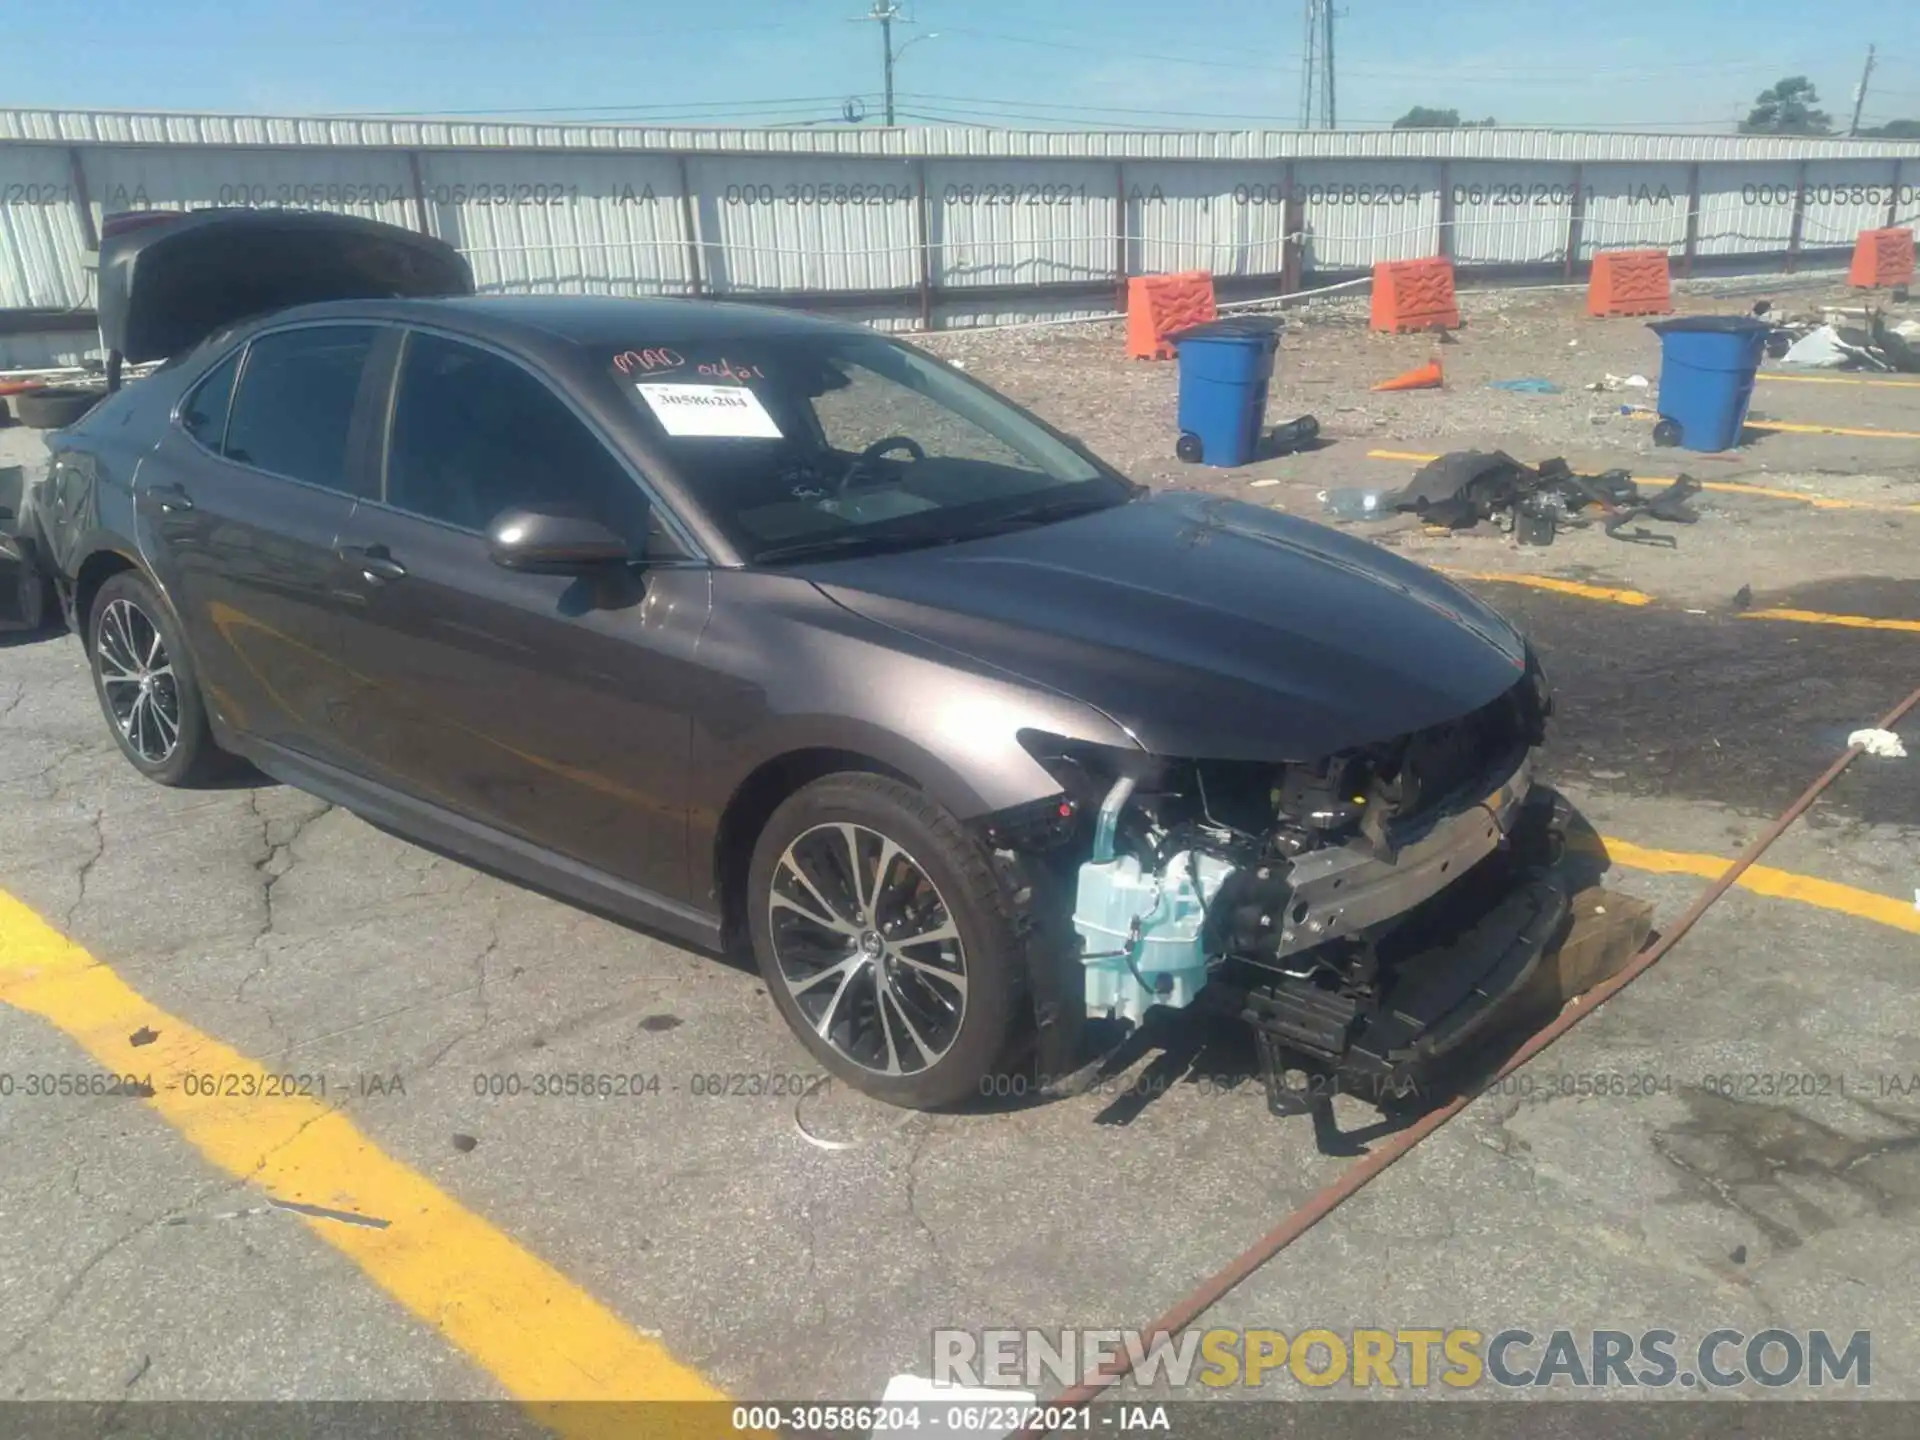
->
[87,571,228,786]
[747,773,1025,1110]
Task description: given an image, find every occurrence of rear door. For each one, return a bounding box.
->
[136,323,389,761]
[326,328,711,901]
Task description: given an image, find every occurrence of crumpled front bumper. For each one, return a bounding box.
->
[1203,785,1574,1111]
[1265,744,1536,962]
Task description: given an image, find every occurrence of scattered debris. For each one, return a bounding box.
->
[1265,414,1321,454]
[1779,325,1862,369]
[1372,358,1443,392]
[1847,728,1908,759]
[1488,378,1562,394]
[1751,301,1772,317]
[1319,487,1391,521]
[1765,306,1920,373]
[1377,450,1701,547]
[129,1026,158,1047]
[1586,373,1650,391]
[267,1196,392,1229]
[451,1132,479,1153]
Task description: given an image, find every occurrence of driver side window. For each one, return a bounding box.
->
[810,361,1037,471]
[385,332,652,540]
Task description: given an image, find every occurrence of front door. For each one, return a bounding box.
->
[136,324,385,760]
[326,329,710,903]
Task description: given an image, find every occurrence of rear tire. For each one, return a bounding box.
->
[747,773,1024,1110]
[5,554,57,634]
[14,388,103,430]
[87,571,230,786]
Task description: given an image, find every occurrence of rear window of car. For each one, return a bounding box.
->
[223,326,376,492]
[180,349,241,451]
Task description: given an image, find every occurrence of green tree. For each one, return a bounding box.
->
[1861,119,1920,138]
[1392,106,1497,129]
[1740,76,1832,134]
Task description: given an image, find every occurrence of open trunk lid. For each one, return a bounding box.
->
[97,208,473,364]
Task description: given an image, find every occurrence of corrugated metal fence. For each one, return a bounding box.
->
[5,109,1920,352]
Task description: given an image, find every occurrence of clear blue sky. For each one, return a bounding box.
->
[4,0,1915,131]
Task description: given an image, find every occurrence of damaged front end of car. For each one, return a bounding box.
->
[985,651,1568,1113]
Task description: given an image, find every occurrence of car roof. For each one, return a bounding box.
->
[265,294,871,353]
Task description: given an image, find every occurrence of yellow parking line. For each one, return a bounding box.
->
[0,889,729,1427]
[1746,417,1920,440]
[1435,569,1654,606]
[1365,449,1920,513]
[1758,372,1920,389]
[1600,837,1920,935]
[1740,607,1920,634]
[1437,569,1919,632]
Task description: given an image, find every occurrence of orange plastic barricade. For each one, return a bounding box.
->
[1126,271,1217,360]
[1587,249,1673,317]
[1370,258,1459,334]
[1849,228,1916,289]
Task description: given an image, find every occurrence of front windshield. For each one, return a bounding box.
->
[607,332,1132,563]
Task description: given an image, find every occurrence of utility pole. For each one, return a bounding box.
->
[1324,1,1337,128]
[861,0,905,126]
[1849,43,1876,136]
[1299,0,1321,128]
[1299,0,1338,129]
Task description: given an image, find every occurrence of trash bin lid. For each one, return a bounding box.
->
[1169,315,1285,344]
[1647,315,1772,336]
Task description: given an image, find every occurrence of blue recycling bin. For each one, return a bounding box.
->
[1172,317,1280,468]
[1648,315,1770,452]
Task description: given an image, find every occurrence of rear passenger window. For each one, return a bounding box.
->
[223,326,376,491]
[180,350,240,450]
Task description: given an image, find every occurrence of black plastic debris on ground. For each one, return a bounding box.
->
[1385,450,1702,548]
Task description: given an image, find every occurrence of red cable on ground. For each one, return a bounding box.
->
[1019,682,1920,1432]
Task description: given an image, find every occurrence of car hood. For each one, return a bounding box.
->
[97,209,472,364]
[805,490,1532,761]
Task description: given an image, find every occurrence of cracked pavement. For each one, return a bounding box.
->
[3,351,1919,1408]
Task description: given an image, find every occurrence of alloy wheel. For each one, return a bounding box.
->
[767,822,969,1077]
[96,597,182,764]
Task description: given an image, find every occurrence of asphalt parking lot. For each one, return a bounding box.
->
[2,282,1917,1423]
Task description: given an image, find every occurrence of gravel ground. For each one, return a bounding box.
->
[917,274,1906,482]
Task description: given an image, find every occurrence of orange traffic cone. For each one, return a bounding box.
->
[1372,358,1444,392]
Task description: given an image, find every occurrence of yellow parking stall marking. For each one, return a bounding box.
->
[1365,449,1920,514]
[1758,372,1920,389]
[1437,568,1918,633]
[0,888,730,1431]
[1740,607,1920,634]
[1745,417,1920,440]
[1599,837,1920,936]
[1434,569,1654,607]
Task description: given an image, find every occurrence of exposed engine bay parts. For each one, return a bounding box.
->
[1006,655,1565,1104]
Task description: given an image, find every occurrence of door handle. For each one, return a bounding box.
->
[338,544,407,583]
[146,483,194,513]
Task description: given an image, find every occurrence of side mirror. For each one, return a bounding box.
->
[487,506,636,574]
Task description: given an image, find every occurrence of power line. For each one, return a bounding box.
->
[934,24,1290,74]
[894,97,1761,131]
[317,96,877,121]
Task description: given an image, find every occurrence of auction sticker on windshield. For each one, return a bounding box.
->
[636,382,783,438]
